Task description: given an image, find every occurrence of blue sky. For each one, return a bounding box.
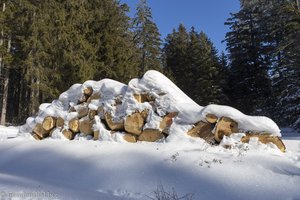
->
[121,0,240,53]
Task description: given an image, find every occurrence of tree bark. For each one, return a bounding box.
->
[0,2,9,125]
[0,69,8,125]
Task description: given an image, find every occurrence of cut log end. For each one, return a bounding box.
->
[69,118,80,133]
[79,116,93,135]
[94,130,100,140]
[187,121,214,142]
[133,94,148,103]
[62,129,75,140]
[56,117,64,128]
[124,111,147,135]
[205,114,218,124]
[32,133,42,140]
[123,133,137,143]
[87,92,101,103]
[83,87,93,96]
[104,112,124,131]
[33,123,49,139]
[159,112,178,134]
[214,117,238,142]
[241,133,286,152]
[42,116,56,131]
[138,129,164,142]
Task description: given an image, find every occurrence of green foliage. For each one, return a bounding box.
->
[132,0,162,76]
[164,24,228,105]
[225,0,300,128]
[1,0,140,123]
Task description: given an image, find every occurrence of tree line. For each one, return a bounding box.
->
[0,0,299,130]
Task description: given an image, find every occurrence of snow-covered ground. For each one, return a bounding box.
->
[0,126,299,200]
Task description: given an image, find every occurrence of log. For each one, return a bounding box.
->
[159,112,178,134]
[241,133,286,152]
[123,133,137,143]
[56,117,64,128]
[133,94,148,103]
[205,114,218,124]
[94,130,100,140]
[42,116,56,131]
[32,123,49,139]
[88,110,97,120]
[214,117,238,142]
[68,118,80,133]
[32,133,42,140]
[187,121,214,142]
[79,116,93,135]
[75,103,89,118]
[138,129,164,142]
[62,129,75,140]
[124,111,148,135]
[87,92,101,103]
[83,87,93,96]
[104,112,124,131]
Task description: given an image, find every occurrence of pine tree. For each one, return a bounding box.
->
[267,0,300,129]
[225,0,299,129]
[132,0,162,76]
[225,3,272,114]
[164,24,190,92]
[0,1,13,125]
[164,25,227,106]
[1,0,140,124]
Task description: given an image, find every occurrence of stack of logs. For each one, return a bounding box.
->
[187,114,286,152]
[32,87,177,143]
[31,87,286,152]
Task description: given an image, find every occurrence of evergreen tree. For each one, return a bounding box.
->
[0,1,13,125]
[164,24,189,92]
[225,3,272,114]
[132,0,162,76]
[226,0,299,129]
[164,25,227,106]
[1,0,140,124]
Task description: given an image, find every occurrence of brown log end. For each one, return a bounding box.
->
[42,116,56,131]
[33,123,49,139]
[124,111,147,135]
[205,114,218,124]
[123,133,137,143]
[214,117,238,142]
[104,112,124,131]
[138,129,164,142]
[68,118,80,133]
[62,129,75,140]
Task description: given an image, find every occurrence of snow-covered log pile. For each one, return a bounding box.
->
[20,70,286,152]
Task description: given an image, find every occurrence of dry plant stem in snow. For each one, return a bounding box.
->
[147,182,194,200]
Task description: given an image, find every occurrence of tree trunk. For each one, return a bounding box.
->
[0,69,8,125]
[0,2,9,125]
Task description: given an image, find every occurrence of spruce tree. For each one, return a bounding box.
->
[164,24,189,92]
[132,0,162,76]
[164,25,227,106]
[1,0,140,124]
[225,4,272,114]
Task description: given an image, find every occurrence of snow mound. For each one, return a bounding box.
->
[20,70,281,145]
[200,104,281,136]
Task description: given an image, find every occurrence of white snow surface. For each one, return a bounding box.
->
[0,126,299,200]
[20,70,281,140]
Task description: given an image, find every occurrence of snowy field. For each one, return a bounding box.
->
[0,126,299,200]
